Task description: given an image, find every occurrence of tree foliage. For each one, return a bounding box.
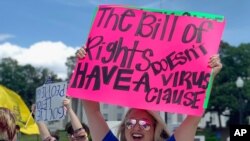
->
[0,57,62,106]
[65,56,77,81]
[209,42,250,125]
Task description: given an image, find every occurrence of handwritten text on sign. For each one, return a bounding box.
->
[67,5,225,116]
[35,82,67,121]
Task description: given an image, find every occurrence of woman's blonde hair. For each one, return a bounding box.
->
[117,108,170,141]
[0,107,16,141]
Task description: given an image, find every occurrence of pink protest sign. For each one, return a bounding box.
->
[67,5,225,116]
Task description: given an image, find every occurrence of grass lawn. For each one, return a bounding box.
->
[19,130,68,141]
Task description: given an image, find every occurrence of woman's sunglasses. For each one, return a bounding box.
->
[125,119,152,131]
[69,134,88,141]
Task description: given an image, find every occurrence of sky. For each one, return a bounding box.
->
[0,0,249,79]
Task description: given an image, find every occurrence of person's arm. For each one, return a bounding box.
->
[82,100,110,141]
[76,47,110,141]
[64,98,89,139]
[174,54,222,141]
[31,104,51,141]
[63,98,83,130]
[37,122,52,141]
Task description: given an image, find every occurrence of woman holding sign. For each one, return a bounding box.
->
[76,47,222,141]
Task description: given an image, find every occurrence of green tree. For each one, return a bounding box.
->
[208,42,250,125]
[0,57,62,106]
[65,56,77,81]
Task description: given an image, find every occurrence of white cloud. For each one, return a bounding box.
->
[0,34,15,42]
[0,41,78,79]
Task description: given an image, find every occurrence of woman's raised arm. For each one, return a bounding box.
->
[174,54,222,141]
[76,47,110,141]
